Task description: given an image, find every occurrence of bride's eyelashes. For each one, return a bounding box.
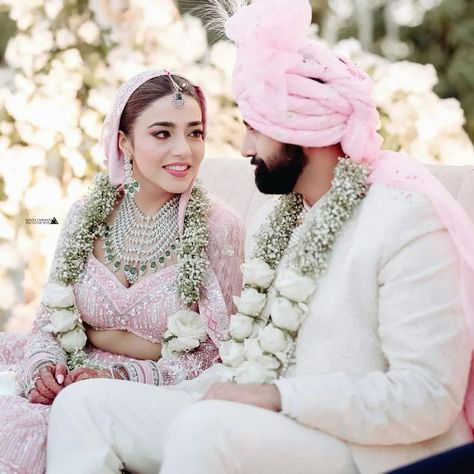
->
[189,129,204,138]
[152,130,170,139]
[151,129,204,140]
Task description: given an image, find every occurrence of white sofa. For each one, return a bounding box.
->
[199,157,474,226]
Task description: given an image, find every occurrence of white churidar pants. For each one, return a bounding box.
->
[46,379,357,474]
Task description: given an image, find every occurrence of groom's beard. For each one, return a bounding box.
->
[251,144,307,194]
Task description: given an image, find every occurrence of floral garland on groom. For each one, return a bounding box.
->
[218,158,368,384]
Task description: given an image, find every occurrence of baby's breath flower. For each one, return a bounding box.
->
[54,174,211,368]
[254,192,304,270]
[56,172,119,285]
[177,180,210,305]
[222,157,368,384]
[287,158,368,276]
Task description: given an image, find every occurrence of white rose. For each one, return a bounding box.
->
[58,327,87,353]
[274,349,290,366]
[215,363,237,382]
[241,258,275,289]
[258,287,278,324]
[162,336,200,358]
[270,297,305,332]
[234,361,276,384]
[244,337,263,359]
[42,283,75,308]
[219,340,245,368]
[250,319,266,338]
[167,310,207,342]
[49,309,78,333]
[258,324,292,355]
[233,288,266,317]
[274,268,316,302]
[229,314,254,340]
[244,338,280,370]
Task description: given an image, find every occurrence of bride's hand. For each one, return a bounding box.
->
[64,367,111,386]
[27,362,68,405]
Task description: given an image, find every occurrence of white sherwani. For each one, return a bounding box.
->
[46,183,472,474]
[268,183,473,473]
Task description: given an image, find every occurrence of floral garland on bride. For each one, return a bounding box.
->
[41,172,210,369]
[218,157,369,384]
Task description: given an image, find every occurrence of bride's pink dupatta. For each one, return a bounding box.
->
[98,69,234,345]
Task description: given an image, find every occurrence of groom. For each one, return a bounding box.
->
[46,1,474,473]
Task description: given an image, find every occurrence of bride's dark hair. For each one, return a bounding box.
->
[119,74,206,139]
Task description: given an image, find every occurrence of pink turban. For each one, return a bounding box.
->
[225,0,474,429]
[225,0,383,164]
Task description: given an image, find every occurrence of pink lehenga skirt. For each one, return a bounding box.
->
[0,332,141,474]
[0,333,50,474]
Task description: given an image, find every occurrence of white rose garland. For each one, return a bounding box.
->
[42,282,76,308]
[233,288,267,317]
[41,283,86,357]
[229,314,254,340]
[48,309,78,333]
[270,297,306,332]
[220,157,369,384]
[220,339,246,368]
[161,310,208,359]
[44,173,210,369]
[241,258,276,289]
[41,174,119,367]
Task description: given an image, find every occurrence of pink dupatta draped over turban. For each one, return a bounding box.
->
[226,0,474,427]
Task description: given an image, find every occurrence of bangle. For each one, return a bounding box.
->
[22,358,57,397]
[149,361,162,386]
[110,364,130,381]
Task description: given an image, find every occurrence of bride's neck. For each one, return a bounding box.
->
[132,180,175,215]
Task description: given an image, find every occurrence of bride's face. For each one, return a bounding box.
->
[121,94,205,195]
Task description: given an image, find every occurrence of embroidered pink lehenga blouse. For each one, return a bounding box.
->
[0,196,244,474]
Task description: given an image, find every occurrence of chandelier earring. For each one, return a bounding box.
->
[124,154,140,196]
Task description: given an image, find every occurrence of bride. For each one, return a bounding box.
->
[0,69,245,473]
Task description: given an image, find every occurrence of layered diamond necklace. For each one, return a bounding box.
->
[102,193,180,285]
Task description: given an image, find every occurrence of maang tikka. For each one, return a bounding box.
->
[124,154,140,196]
[166,71,185,109]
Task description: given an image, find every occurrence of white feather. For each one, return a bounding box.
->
[186,0,250,40]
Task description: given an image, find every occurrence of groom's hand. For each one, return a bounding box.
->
[201,382,282,412]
